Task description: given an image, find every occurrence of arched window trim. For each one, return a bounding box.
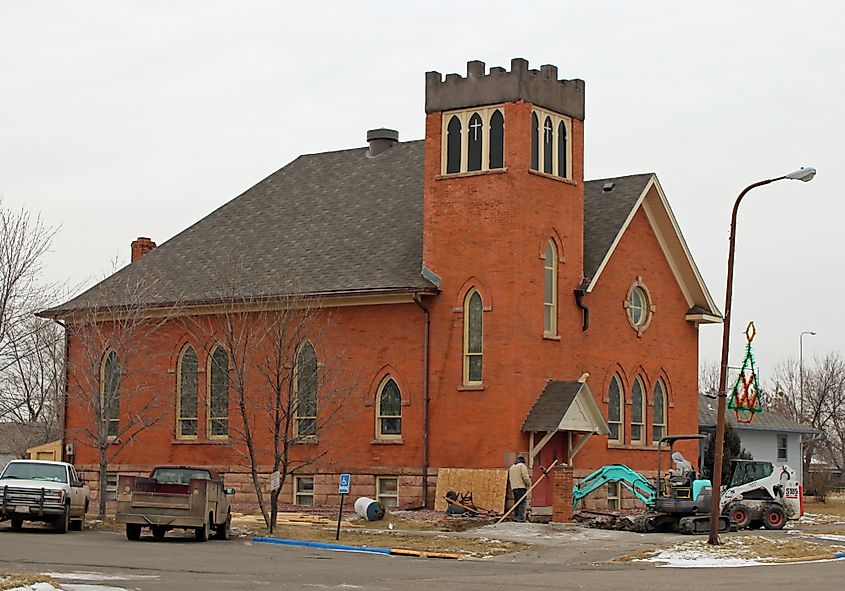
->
[293,340,318,439]
[607,374,624,444]
[446,115,462,174]
[557,119,569,179]
[100,349,120,439]
[375,376,403,441]
[176,344,198,440]
[543,239,558,336]
[531,107,572,179]
[440,105,505,175]
[652,378,667,444]
[207,344,229,440]
[542,115,553,174]
[463,289,484,386]
[630,377,646,445]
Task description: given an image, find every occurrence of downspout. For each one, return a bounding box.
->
[574,288,590,331]
[54,319,69,461]
[413,294,430,508]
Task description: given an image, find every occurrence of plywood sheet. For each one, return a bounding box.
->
[434,468,508,513]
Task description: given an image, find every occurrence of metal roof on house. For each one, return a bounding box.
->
[43,141,711,317]
[699,394,820,434]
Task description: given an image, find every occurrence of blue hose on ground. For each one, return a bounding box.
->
[253,537,392,555]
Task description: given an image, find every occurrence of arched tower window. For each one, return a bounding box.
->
[543,116,553,174]
[544,240,558,335]
[446,115,462,174]
[557,120,568,178]
[376,377,402,439]
[607,375,623,444]
[208,345,229,438]
[177,345,198,439]
[463,290,483,385]
[101,350,120,438]
[653,379,667,442]
[631,377,646,444]
[467,112,483,171]
[530,112,539,170]
[489,109,504,169]
[294,341,318,439]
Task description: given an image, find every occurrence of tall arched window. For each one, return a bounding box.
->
[530,112,539,170]
[177,345,198,439]
[208,345,229,438]
[607,375,623,443]
[653,379,667,442]
[101,350,120,438]
[376,377,402,439]
[463,290,483,385]
[543,116,553,174]
[631,377,646,444]
[467,112,483,171]
[557,120,568,178]
[489,109,504,169]
[544,240,558,335]
[294,341,318,438]
[446,116,462,174]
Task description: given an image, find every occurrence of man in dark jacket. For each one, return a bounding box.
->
[508,457,531,522]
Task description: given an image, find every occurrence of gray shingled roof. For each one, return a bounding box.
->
[583,173,654,283]
[699,394,819,434]
[45,141,434,314]
[44,141,660,316]
[521,381,582,432]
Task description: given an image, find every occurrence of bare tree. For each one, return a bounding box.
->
[60,274,178,518]
[182,257,357,529]
[251,299,355,532]
[768,353,845,474]
[698,360,720,397]
[0,314,64,439]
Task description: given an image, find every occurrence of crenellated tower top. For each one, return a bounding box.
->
[425,58,585,120]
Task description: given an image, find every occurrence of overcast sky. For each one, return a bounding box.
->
[2,1,842,376]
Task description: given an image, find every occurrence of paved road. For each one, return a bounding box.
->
[0,525,843,590]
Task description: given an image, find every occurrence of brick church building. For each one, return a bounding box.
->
[44,58,721,516]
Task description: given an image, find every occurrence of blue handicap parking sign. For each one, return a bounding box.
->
[338,473,351,494]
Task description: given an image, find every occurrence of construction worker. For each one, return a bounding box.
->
[508,457,532,522]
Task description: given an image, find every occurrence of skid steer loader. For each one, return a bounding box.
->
[721,459,802,530]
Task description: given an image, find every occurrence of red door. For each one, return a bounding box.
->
[531,433,567,507]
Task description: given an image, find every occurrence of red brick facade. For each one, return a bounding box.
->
[62,60,712,514]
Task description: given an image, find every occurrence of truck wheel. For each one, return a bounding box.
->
[763,506,786,530]
[195,516,210,542]
[10,519,23,531]
[214,511,231,540]
[152,526,166,540]
[729,505,751,529]
[55,504,70,534]
[126,524,142,540]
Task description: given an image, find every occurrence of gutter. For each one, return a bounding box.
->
[574,287,590,331]
[53,319,69,462]
[413,294,431,508]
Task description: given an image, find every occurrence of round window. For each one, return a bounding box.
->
[628,286,647,327]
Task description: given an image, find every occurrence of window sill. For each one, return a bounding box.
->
[608,443,654,451]
[528,169,576,185]
[171,439,228,445]
[435,168,508,180]
[458,385,485,392]
[542,334,561,341]
[371,439,404,445]
[292,438,319,445]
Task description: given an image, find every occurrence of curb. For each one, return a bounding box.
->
[252,537,461,559]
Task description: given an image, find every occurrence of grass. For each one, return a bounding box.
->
[805,496,845,517]
[618,535,837,565]
[0,573,57,590]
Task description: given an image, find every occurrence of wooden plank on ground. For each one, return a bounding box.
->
[433,468,508,513]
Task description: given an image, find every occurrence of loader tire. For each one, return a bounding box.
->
[763,506,786,530]
[729,505,751,530]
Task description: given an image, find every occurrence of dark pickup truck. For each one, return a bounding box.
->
[115,465,234,541]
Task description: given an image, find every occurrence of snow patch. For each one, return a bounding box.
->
[44,572,157,582]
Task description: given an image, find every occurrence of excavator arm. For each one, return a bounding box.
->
[572,464,656,509]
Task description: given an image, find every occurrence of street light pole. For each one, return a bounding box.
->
[799,331,816,417]
[707,167,816,545]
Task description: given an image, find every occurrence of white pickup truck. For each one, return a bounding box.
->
[0,459,90,533]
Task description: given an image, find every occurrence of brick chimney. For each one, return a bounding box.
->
[130,237,156,262]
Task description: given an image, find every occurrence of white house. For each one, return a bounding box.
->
[699,394,819,484]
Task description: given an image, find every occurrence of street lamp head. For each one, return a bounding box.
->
[810,331,816,335]
[784,167,816,182]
